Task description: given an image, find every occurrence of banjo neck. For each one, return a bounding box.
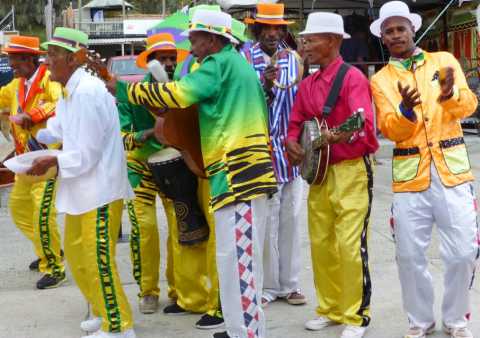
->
[311,109,365,150]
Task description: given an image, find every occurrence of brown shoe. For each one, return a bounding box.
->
[286,291,307,305]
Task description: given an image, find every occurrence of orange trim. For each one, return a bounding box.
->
[25,65,47,109]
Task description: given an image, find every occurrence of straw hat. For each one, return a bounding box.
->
[245,3,293,25]
[2,36,46,55]
[136,33,177,69]
[41,27,88,53]
[370,1,422,38]
[182,10,238,44]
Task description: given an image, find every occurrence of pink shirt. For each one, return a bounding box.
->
[287,57,379,165]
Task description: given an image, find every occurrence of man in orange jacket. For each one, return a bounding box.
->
[0,35,65,289]
[370,2,479,338]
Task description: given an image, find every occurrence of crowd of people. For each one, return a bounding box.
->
[0,1,478,338]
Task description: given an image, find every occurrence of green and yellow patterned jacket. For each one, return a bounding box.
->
[117,44,277,211]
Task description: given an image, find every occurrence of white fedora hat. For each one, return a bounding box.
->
[182,9,239,44]
[299,12,350,39]
[370,1,422,37]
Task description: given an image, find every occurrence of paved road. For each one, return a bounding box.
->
[0,137,479,338]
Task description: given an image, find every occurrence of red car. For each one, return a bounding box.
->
[107,55,146,82]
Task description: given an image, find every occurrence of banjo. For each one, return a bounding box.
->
[300,110,365,185]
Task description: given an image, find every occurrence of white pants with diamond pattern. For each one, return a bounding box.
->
[214,196,267,338]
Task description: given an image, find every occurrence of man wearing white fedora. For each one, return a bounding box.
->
[110,9,278,338]
[287,12,378,338]
[370,2,478,338]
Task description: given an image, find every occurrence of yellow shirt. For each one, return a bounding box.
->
[371,51,477,192]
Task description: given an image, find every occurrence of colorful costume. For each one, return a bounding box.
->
[40,28,135,337]
[118,10,277,338]
[0,36,64,286]
[371,49,479,331]
[117,70,211,312]
[242,3,304,304]
[287,56,378,327]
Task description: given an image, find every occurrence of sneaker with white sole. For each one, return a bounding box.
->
[341,325,367,338]
[404,323,435,338]
[139,295,159,314]
[81,328,136,338]
[443,324,473,338]
[80,317,102,332]
[305,316,338,331]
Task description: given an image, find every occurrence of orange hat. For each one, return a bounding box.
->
[245,3,293,26]
[2,35,46,55]
[136,33,177,69]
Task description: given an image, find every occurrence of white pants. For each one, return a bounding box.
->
[215,196,267,338]
[392,165,479,329]
[263,176,303,300]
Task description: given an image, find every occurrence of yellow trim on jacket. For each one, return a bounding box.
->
[371,51,477,192]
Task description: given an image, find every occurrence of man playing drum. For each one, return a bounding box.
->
[111,9,277,338]
[27,27,136,338]
[117,32,211,318]
[370,2,479,338]
[286,12,378,338]
[0,35,65,289]
[242,2,306,307]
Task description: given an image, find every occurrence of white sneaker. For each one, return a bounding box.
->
[305,316,338,331]
[81,329,136,338]
[404,323,435,338]
[443,324,473,338]
[341,325,367,338]
[80,317,102,332]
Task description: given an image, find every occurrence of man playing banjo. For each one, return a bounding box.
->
[242,2,306,307]
[286,12,378,338]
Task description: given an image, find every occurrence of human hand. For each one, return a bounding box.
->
[264,65,278,90]
[327,130,354,144]
[398,81,422,111]
[438,67,455,101]
[26,156,58,176]
[140,128,155,142]
[286,139,305,165]
[10,113,33,129]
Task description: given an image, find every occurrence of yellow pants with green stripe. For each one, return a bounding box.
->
[308,157,373,327]
[9,176,64,276]
[64,199,133,333]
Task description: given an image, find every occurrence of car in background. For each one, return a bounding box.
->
[0,56,13,87]
[107,55,146,82]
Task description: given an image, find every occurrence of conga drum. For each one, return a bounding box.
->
[147,147,209,245]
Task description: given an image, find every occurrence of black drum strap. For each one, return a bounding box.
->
[322,63,351,118]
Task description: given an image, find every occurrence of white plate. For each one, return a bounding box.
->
[3,149,62,174]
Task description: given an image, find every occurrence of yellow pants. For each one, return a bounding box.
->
[308,157,373,327]
[197,178,220,316]
[127,168,213,313]
[64,199,133,333]
[9,176,64,276]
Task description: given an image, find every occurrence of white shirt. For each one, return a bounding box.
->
[39,68,133,215]
[25,67,39,98]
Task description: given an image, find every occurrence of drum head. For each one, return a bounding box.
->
[148,147,182,164]
[300,119,321,184]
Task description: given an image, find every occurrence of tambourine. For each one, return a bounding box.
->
[270,48,304,90]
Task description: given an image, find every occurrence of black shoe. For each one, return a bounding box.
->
[196,313,225,329]
[36,272,66,290]
[213,331,230,338]
[29,258,41,271]
[163,302,188,315]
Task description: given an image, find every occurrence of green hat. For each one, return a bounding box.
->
[41,27,88,53]
[232,19,248,43]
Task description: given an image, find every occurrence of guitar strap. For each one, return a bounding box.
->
[322,63,351,118]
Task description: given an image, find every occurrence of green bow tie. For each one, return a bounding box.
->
[390,52,425,71]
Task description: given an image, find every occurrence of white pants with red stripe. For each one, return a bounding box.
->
[215,196,267,338]
[263,176,303,300]
[391,165,479,330]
